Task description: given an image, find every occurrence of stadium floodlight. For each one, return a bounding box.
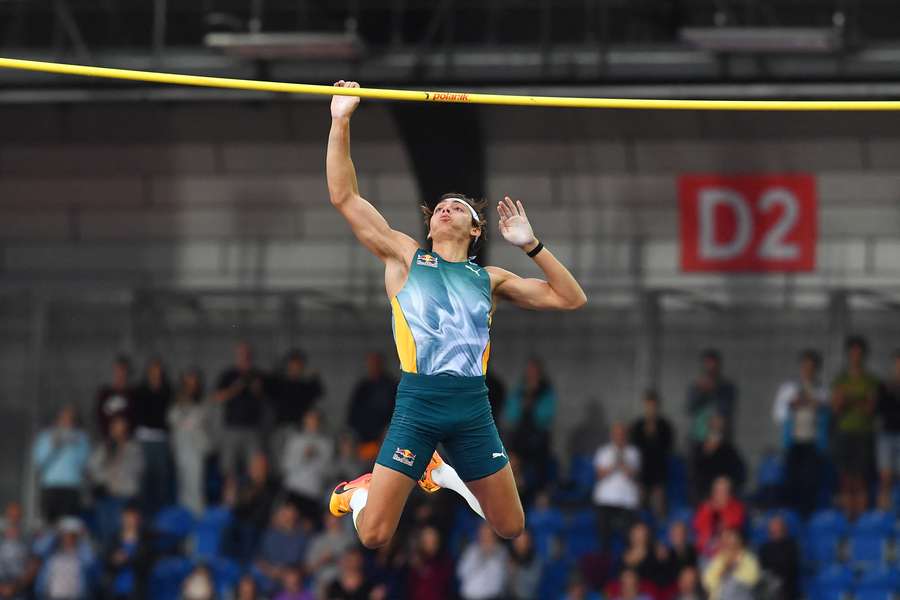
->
[204,31,364,60]
[680,27,843,53]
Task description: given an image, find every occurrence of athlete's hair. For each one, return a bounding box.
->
[421,192,488,255]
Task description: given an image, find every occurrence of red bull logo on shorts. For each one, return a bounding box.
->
[392,447,416,467]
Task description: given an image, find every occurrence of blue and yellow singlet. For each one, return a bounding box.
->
[391,249,493,377]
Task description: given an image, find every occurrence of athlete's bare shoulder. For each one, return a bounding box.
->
[484,265,516,294]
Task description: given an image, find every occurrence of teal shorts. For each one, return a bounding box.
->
[376,372,509,483]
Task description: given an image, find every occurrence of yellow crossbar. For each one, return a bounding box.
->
[2,56,900,111]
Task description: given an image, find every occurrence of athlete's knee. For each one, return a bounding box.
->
[491,512,525,540]
[357,524,393,549]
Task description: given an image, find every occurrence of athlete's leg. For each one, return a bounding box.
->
[465,464,525,539]
[429,456,485,519]
[353,464,417,549]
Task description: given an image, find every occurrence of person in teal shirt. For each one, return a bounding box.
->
[504,357,557,432]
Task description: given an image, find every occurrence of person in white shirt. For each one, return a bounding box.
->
[593,422,641,549]
[771,349,829,516]
[280,408,333,527]
[457,522,509,600]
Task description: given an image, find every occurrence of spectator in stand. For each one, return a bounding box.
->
[273,566,311,600]
[629,389,674,518]
[100,504,155,600]
[255,503,310,587]
[674,567,704,600]
[685,349,737,446]
[168,368,212,515]
[305,513,356,596]
[562,576,602,600]
[507,530,542,600]
[608,569,653,600]
[215,341,267,481]
[457,523,509,600]
[505,358,556,488]
[693,476,746,557]
[235,575,269,600]
[37,517,96,600]
[95,355,134,441]
[620,522,659,584]
[592,423,641,549]
[323,549,375,600]
[131,357,173,516]
[180,565,215,600]
[691,414,745,500]
[346,352,397,462]
[0,502,38,600]
[701,529,759,600]
[225,452,281,564]
[407,525,453,600]
[280,408,333,526]
[88,415,144,546]
[330,431,365,491]
[268,350,324,457]
[772,349,829,516]
[657,521,698,588]
[32,405,91,524]
[758,515,799,600]
[831,335,880,518]
[505,357,556,432]
[876,349,900,509]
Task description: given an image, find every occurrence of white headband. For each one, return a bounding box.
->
[445,197,480,224]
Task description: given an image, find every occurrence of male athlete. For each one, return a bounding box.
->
[326,80,587,548]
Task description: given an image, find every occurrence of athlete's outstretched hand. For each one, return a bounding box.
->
[497,196,537,248]
[331,80,361,119]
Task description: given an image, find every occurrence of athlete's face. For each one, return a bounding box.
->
[429,200,480,243]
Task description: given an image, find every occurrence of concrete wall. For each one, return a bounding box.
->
[2,102,900,502]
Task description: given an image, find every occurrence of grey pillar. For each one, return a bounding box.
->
[23,296,48,528]
[632,290,662,416]
[826,290,850,372]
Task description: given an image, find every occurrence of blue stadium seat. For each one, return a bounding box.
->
[855,590,894,600]
[527,506,564,558]
[804,531,842,565]
[154,505,196,552]
[208,556,242,596]
[193,506,233,560]
[449,506,480,557]
[757,454,784,485]
[856,565,900,590]
[808,509,850,537]
[553,455,595,503]
[560,508,599,558]
[847,533,889,567]
[537,558,571,600]
[666,455,689,511]
[852,510,897,536]
[149,556,194,600]
[667,506,694,526]
[812,564,854,600]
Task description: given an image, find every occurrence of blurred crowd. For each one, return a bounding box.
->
[4,335,899,600]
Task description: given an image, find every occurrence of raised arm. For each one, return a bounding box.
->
[327,80,416,264]
[487,196,587,311]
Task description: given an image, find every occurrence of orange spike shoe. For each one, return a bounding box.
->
[418,451,445,493]
[329,473,372,517]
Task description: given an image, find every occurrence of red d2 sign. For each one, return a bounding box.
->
[679,174,817,272]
